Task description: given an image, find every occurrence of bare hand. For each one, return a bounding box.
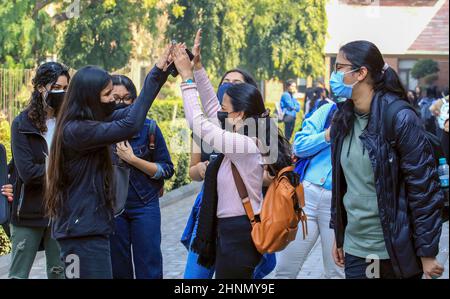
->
[445,120,449,133]
[173,44,194,82]
[325,127,331,142]
[116,141,135,163]
[155,43,174,72]
[197,161,209,179]
[1,184,13,202]
[421,257,444,279]
[332,239,345,268]
[192,29,202,70]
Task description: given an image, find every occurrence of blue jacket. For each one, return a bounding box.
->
[112,119,174,207]
[52,66,169,240]
[280,92,300,118]
[293,103,334,190]
[330,92,444,278]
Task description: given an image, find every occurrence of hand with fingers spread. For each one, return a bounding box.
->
[192,29,202,70]
[173,44,194,82]
[116,141,136,164]
[1,184,13,202]
[156,43,175,72]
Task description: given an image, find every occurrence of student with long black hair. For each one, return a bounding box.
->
[44,47,172,279]
[329,40,444,279]
[173,34,292,278]
[9,62,69,279]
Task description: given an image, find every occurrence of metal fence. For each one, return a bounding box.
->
[0,69,34,124]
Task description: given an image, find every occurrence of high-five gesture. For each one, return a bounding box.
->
[156,43,174,72]
[193,29,202,70]
[173,44,194,82]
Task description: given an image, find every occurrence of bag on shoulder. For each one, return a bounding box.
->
[231,164,308,254]
[113,161,130,217]
[147,119,165,197]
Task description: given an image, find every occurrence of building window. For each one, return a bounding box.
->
[399,59,418,91]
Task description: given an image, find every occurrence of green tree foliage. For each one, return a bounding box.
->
[411,59,440,79]
[242,0,327,81]
[0,0,55,68]
[167,0,250,77]
[59,0,134,72]
[167,0,327,81]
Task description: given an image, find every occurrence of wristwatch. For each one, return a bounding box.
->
[183,78,194,84]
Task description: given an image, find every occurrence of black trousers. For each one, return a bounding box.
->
[215,216,262,279]
[344,253,422,279]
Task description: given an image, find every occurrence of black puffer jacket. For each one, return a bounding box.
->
[330,91,444,278]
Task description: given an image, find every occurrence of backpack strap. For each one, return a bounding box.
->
[383,100,416,147]
[231,163,257,226]
[147,119,157,160]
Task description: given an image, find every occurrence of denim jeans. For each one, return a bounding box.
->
[275,181,344,279]
[110,198,162,279]
[58,235,112,279]
[184,211,215,279]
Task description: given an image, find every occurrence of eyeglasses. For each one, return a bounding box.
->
[113,94,132,103]
[334,63,355,72]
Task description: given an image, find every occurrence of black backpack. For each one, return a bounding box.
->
[383,100,444,166]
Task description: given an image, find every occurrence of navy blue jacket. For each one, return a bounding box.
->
[52,66,169,240]
[112,119,174,206]
[330,92,444,278]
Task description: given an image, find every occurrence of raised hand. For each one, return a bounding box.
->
[173,44,194,82]
[156,43,174,72]
[193,29,202,70]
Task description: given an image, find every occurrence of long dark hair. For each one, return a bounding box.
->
[111,75,137,101]
[45,66,113,217]
[28,62,70,132]
[332,40,408,137]
[219,69,258,88]
[225,83,292,173]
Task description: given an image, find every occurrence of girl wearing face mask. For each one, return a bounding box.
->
[173,31,292,279]
[182,65,276,279]
[329,40,444,279]
[44,47,172,279]
[109,75,174,279]
[9,62,70,279]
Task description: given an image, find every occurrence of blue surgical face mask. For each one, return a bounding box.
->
[330,69,360,99]
[217,82,233,104]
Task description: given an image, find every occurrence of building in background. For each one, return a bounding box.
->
[324,0,449,91]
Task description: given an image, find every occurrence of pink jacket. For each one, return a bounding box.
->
[180,68,264,218]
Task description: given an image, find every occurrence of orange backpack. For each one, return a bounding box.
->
[231,164,308,254]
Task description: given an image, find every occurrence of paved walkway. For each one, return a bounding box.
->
[0,186,448,279]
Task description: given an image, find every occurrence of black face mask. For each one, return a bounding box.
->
[101,102,116,117]
[114,102,129,110]
[45,90,66,115]
[217,111,229,129]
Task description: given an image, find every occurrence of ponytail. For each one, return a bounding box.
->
[373,66,408,100]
